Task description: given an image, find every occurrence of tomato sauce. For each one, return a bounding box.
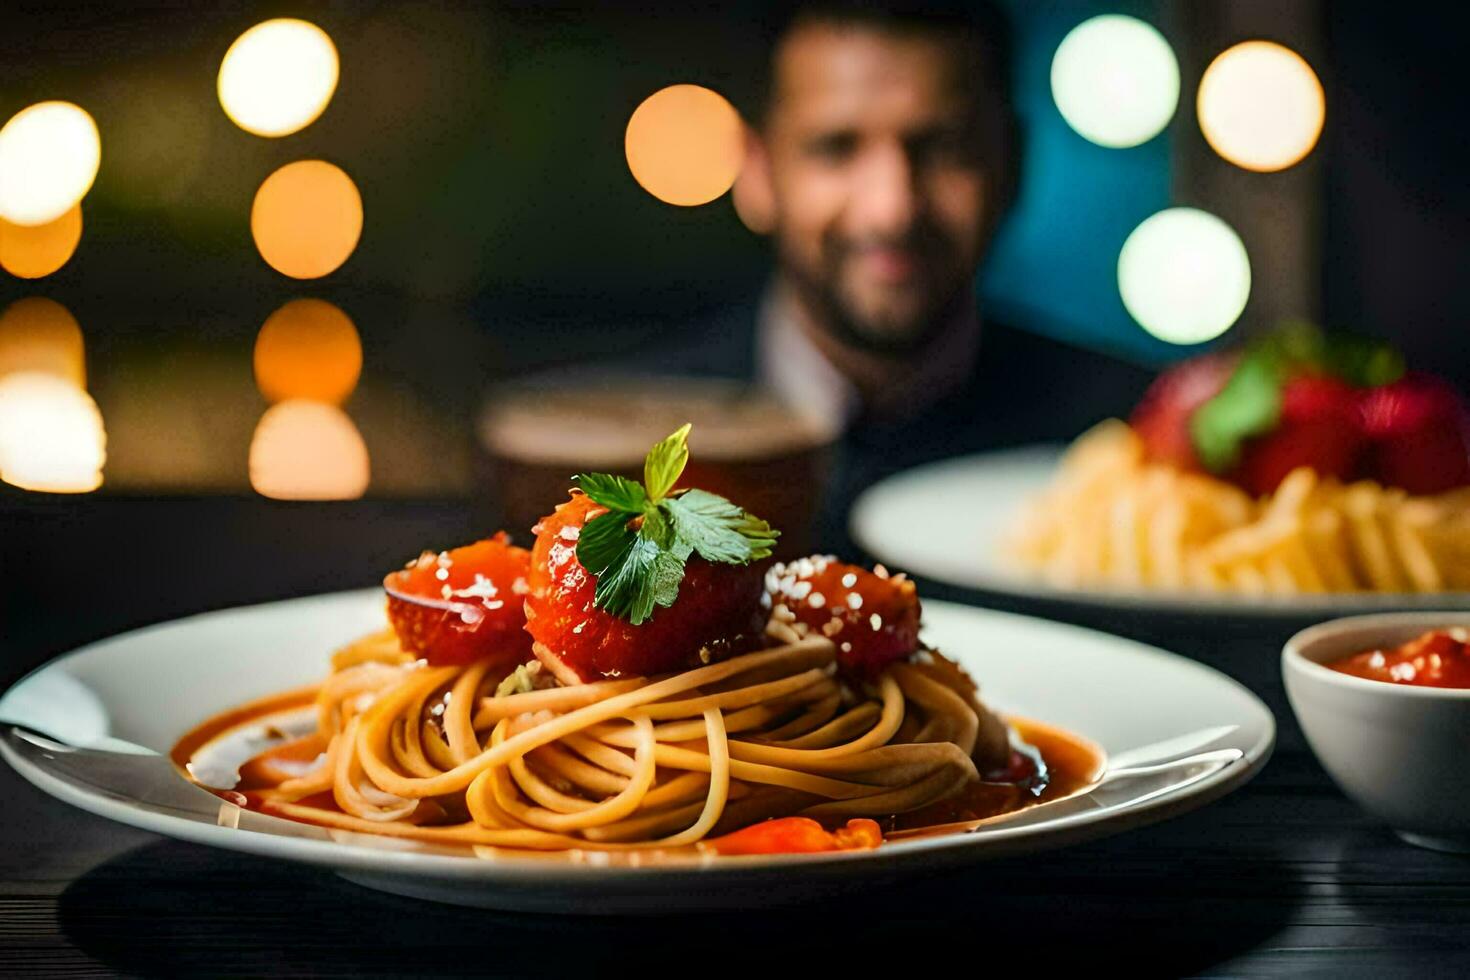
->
[1326,628,1470,688]
[885,716,1104,836]
[168,685,317,772]
[173,702,1103,853]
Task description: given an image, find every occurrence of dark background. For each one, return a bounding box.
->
[0,1,1465,501]
[2,0,1468,701]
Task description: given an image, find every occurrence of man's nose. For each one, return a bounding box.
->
[850,142,919,236]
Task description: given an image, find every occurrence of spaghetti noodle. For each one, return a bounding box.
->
[183,615,1012,852]
[174,425,1088,856]
[1009,421,1470,594]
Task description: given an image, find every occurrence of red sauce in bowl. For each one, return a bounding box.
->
[1326,628,1470,688]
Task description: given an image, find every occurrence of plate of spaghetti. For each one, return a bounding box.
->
[1,426,1272,911]
[854,326,1470,614]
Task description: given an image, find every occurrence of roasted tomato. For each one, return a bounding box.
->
[523,493,768,683]
[384,533,534,667]
[766,556,920,676]
[701,817,882,855]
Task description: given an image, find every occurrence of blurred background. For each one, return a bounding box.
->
[1,0,1466,671]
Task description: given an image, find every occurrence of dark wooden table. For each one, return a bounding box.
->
[3,496,1470,978]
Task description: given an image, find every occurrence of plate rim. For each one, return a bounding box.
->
[1,591,1276,885]
[851,446,1470,616]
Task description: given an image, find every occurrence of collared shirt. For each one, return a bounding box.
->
[754,282,982,434]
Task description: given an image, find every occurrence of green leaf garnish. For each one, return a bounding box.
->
[643,423,691,503]
[592,535,671,623]
[1270,319,1406,388]
[576,509,639,577]
[640,504,676,550]
[665,488,778,564]
[573,424,779,625]
[1189,321,1407,473]
[1325,337,1405,388]
[646,541,692,613]
[1191,348,1284,473]
[574,472,647,513]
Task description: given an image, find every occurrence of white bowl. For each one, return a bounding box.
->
[1283,612,1470,852]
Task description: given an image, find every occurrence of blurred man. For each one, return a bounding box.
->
[723,2,1151,546]
[730,1,1149,427]
[737,1,1019,428]
[568,2,1150,552]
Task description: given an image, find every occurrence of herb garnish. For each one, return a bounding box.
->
[1190,322,1405,473]
[573,424,778,625]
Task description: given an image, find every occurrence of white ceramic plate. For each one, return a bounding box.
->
[852,446,1470,616]
[0,589,1273,913]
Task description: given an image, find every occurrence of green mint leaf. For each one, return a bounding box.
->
[578,424,782,627]
[1188,321,1408,475]
[1190,349,1283,473]
[1267,319,1405,388]
[1323,336,1405,388]
[646,540,692,616]
[1269,319,1326,368]
[643,423,691,503]
[592,532,690,625]
[663,488,779,564]
[733,513,780,561]
[592,534,658,623]
[576,509,638,578]
[640,504,675,549]
[575,472,647,512]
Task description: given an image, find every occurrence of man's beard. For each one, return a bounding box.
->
[778,225,973,357]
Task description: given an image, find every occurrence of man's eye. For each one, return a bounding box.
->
[805,133,857,163]
[910,131,977,166]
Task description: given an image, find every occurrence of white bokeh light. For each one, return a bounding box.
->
[0,371,106,493]
[218,19,340,138]
[0,102,102,227]
[1051,15,1179,149]
[1198,40,1325,173]
[1118,207,1251,345]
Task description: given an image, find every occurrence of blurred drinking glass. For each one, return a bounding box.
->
[480,376,838,556]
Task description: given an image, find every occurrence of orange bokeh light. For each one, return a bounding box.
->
[625,84,744,206]
[249,399,370,500]
[251,160,363,279]
[0,297,85,387]
[0,204,82,279]
[1197,41,1325,173]
[253,298,362,405]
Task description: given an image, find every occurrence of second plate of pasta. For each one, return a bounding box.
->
[851,437,1470,615]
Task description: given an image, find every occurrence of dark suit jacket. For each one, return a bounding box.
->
[628,298,1155,556]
